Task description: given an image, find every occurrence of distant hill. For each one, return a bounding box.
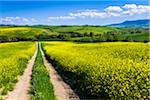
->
[107,19,150,28]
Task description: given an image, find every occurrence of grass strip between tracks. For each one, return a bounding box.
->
[30,43,55,100]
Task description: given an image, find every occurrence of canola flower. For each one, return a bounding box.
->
[43,42,149,99]
[0,42,35,97]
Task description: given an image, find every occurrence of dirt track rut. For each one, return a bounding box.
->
[39,43,80,100]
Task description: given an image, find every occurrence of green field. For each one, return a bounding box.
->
[0,26,149,42]
[0,26,118,40]
[40,26,118,34]
[43,42,149,99]
[117,32,149,42]
[0,42,35,97]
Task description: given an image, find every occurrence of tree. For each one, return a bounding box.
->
[89,32,94,37]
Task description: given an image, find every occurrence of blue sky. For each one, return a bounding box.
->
[0,0,149,25]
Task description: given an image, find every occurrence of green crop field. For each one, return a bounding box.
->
[41,26,118,34]
[43,42,149,99]
[0,42,35,97]
[117,32,149,42]
[0,26,149,42]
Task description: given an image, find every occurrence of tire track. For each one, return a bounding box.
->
[39,43,80,100]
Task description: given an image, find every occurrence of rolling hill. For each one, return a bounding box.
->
[107,19,149,28]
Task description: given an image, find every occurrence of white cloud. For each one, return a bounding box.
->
[109,13,121,17]
[122,4,150,16]
[104,6,122,12]
[69,10,122,18]
[0,17,15,23]
[69,11,108,18]
[0,17,37,24]
[22,18,30,22]
[48,16,75,20]
[136,5,150,14]
[122,10,131,15]
[30,18,37,22]
[123,4,137,9]
[48,10,109,20]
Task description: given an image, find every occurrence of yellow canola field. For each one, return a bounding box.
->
[43,42,149,99]
[0,42,35,96]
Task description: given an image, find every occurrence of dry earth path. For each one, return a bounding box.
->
[39,43,80,100]
[4,42,38,100]
[4,42,80,100]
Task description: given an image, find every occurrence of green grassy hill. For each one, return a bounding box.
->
[38,26,119,34]
[0,26,149,42]
[117,32,149,42]
[0,27,57,42]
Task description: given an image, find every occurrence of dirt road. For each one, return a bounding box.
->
[39,43,80,100]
